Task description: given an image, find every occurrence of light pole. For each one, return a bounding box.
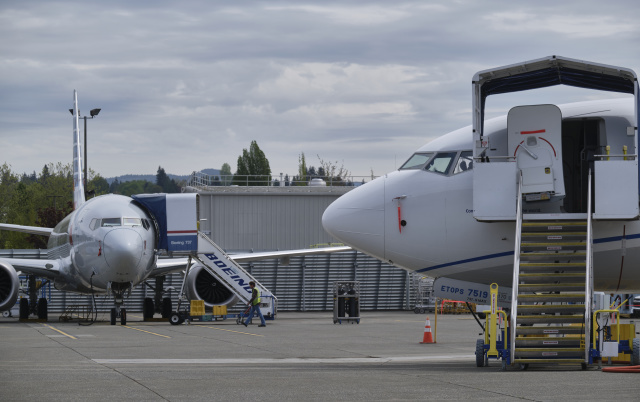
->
[69,107,101,191]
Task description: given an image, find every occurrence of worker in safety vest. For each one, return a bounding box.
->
[243,281,266,327]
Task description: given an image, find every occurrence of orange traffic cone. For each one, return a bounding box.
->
[420,317,435,344]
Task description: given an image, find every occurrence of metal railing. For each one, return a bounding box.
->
[187,171,378,188]
[584,168,594,363]
[509,172,523,365]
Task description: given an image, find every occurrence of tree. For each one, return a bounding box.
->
[156,166,180,193]
[109,178,120,193]
[317,155,352,186]
[295,152,307,186]
[156,166,170,191]
[89,174,110,196]
[233,141,271,186]
[220,163,232,186]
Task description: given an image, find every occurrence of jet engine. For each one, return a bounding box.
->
[0,260,20,312]
[185,264,239,307]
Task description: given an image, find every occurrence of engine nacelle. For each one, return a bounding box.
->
[0,260,20,312]
[185,264,239,308]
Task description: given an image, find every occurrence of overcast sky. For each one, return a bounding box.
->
[2,1,639,180]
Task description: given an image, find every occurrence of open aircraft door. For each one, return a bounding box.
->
[508,104,565,203]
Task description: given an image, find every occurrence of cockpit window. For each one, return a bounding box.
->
[453,151,473,174]
[101,218,121,227]
[123,217,142,226]
[425,152,457,175]
[89,218,101,230]
[399,153,434,170]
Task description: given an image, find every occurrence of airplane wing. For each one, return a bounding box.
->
[150,246,352,276]
[229,246,352,262]
[0,258,61,279]
[0,223,53,236]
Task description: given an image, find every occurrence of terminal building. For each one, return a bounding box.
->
[4,182,426,316]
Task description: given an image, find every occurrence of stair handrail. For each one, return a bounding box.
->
[509,171,524,365]
[584,168,594,363]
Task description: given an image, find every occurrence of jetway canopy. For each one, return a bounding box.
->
[472,55,639,138]
[132,193,199,253]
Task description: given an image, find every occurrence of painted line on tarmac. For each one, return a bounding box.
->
[93,355,475,365]
[122,325,171,338]
[198,325,264,337]
[42,324,77,339]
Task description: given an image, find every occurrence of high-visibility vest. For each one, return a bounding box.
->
[252,288,261,305]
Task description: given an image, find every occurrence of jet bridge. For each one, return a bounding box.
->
[132,193,277,321]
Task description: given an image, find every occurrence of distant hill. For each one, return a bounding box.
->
[106,169,221,185]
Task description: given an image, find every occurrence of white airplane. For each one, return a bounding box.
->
[0,90,348,324]
[322,56,640,297]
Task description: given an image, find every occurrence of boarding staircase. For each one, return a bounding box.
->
[189,232,276,310]
[510,172,593,368]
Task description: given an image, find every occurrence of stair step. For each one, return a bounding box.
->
[519,263,586,273]
[521,222,587,232]
[520,252,586,261]
[516,326,584,336]
[517,293,585,302]
[521,232,586,240]
[521,242,586,251]
[517,315,585,325]
[519,283,585,292]
[515,337,583,347]
[514,348,584,358]
[519,273,585,283]
[517,304,585,314]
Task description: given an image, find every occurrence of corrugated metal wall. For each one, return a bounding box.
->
[197,189,346,250]
[5,187,420,314]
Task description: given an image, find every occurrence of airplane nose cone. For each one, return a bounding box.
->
[322,176,385,256]
[103,228,143,275]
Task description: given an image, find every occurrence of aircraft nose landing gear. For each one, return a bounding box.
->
[109,282,131,325]
[110,306,127,325]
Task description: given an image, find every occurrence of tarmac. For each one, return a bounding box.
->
[1,310,639,401]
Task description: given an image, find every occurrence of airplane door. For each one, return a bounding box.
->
[508,104,565,200]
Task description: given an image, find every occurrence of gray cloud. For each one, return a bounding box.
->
[1,0,639,179]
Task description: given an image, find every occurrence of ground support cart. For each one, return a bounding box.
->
[413,275,436,314]
[333,281,360,324]
[169,300,230,324]
[475,309,511,369]
[589,309,639,367]
[474,283,512,369]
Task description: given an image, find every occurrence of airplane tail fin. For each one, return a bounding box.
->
[72,90,86,209]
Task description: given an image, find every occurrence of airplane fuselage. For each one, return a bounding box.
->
[48,194,157,294]
[323,99,640,292]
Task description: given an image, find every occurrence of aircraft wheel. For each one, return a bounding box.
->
[162,298,172,318]
[475,339,486,367]
[632,338,640,365]
[110,308,117,325]
[169,312,183,325]
[19,298,29,319]
[143,298,154,319]
[120,309,127,325]
[37,298,48,320]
